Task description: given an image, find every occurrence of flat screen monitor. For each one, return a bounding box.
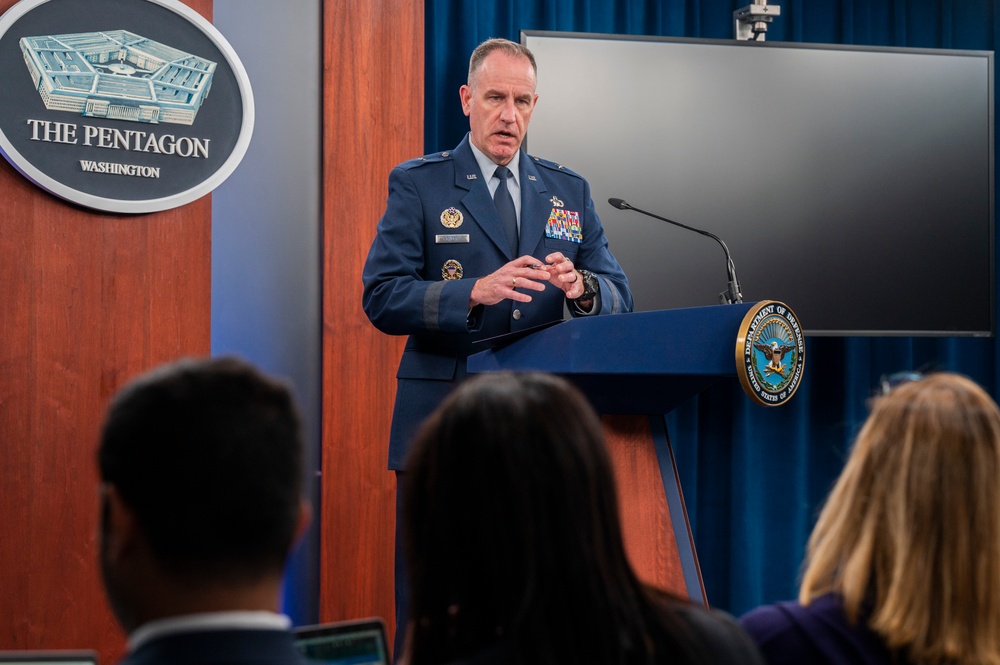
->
[522,31,994,336]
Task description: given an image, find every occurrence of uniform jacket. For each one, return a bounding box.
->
[362,134,633,468]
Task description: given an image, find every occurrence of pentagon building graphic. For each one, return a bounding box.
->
[20,30,216,125]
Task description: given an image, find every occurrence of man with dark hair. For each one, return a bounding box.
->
[98,356,311,665]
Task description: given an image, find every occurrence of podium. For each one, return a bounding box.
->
[468,303,760,605]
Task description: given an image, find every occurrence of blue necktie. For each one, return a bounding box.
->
[493,166,518,254]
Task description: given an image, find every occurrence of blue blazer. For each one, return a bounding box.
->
[118,629,308,665]
[363,134,633,469]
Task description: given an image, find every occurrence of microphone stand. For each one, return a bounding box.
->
[609,198,743,304]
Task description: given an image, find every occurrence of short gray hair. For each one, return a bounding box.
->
[468,38,537,87]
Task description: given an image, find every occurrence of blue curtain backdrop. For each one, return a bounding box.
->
[424,0,1000,617]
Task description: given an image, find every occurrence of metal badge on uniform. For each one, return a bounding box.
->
[545,208,583,243]
[442,259,464,280]
[440,207,463,229]
[435,234,470,244]
[550,196,563,208]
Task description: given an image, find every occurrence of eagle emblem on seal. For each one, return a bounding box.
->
[755,340,796,378]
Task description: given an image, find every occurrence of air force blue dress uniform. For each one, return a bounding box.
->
[362,134,633,470]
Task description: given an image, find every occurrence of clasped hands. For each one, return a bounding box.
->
[470,252,585,307]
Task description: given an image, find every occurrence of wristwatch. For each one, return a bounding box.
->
[571,269,600,302]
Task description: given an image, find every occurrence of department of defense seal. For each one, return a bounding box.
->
[735,300,805,406]
[440,207,463,228]
[441,259,463,280]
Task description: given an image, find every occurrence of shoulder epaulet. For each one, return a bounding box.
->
[398,149,455,170]
[528,154,583,179]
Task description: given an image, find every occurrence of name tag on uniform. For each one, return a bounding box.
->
[435,234,470,244]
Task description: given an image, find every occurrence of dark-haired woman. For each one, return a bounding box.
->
[401,371,764,665]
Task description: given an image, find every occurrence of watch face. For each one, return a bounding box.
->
[577,270,599,300]
[588,271,600,290]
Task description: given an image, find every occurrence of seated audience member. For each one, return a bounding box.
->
[741,372,1000,665]
[401,371,765,665]
[97,356,311,665]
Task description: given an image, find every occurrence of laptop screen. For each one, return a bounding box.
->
[293,618,389,665]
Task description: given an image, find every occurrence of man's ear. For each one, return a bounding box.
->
[459,84,472,117]
[101,484,140,564]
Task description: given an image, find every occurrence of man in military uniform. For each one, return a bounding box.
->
[361,37,633,657]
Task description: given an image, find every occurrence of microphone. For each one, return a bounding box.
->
[608,198,743,304]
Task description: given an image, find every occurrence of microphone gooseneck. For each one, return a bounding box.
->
[608,197,743,304]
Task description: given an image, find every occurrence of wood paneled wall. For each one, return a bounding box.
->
[0,2,212,662]
[320,0,423,645]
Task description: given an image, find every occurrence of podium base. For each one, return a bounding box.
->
[602,415,705,604]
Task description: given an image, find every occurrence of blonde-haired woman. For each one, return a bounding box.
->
[741,372,1000,665]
